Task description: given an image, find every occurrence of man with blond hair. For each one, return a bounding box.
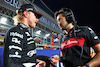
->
[3,4,46,67]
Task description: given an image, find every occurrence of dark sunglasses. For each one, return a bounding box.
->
[28,10,40,18]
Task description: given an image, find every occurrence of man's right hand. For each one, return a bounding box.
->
[51,55,60,64]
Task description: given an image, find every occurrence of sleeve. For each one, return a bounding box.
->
[3,28,26,67]
[85,27,100,46]
[9,31,24,58]
[7,30,25,66]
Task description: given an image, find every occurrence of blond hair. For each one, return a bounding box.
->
[13,12,24,25]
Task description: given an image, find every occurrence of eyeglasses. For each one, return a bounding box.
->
[28,10,39,18]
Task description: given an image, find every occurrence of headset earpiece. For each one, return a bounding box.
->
[63,8,75,24]
[66,15,73,23]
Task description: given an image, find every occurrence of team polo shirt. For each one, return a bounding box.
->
[3,23,36,67]
[61,25,100,67]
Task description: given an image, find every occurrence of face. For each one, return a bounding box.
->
[27,11,39,28]
[56,14,69,30]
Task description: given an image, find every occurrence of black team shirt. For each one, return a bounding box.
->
[61,25,100,67]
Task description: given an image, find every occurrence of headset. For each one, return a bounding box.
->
[61,8,75,24]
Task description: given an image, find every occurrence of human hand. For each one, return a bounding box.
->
[36,59,46,67]
[51,55,59,64]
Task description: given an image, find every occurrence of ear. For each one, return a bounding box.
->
[23,10,29,18]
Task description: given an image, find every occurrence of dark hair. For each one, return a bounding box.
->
[54,8,76,24]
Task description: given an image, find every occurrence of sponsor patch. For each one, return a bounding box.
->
[61,37,85,50]
[27,49,36,57]
[10,32,23,39]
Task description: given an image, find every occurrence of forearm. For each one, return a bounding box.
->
[87,52,100,67]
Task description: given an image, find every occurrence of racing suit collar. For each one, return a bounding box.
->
[18,23,28,29]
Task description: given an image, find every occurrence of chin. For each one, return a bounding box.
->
[30,25,35,28]
[33,26,35,28]
[62,28,66,30]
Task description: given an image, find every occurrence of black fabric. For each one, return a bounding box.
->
[59,57,64,62]
[36,55,56,67]
[61,25,100,67]
[3,23,36,67]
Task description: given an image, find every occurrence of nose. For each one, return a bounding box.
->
[57,21,61,25]
[36,18,39,22]
[57,21,62,28]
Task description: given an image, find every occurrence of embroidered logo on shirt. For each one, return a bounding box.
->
[27,49,36,57]
[10,32,23,39]
[61,37,85,50]
[9,51,21,58]
[12,38,21,44]
[88,27,94,34]
[94,36,98,39]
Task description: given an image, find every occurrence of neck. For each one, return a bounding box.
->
[66,23,74,32]
[20,18,30,28]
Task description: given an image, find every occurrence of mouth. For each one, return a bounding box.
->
[59,24,63,28]
[58,25,62,29]
[34,22,37,25]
